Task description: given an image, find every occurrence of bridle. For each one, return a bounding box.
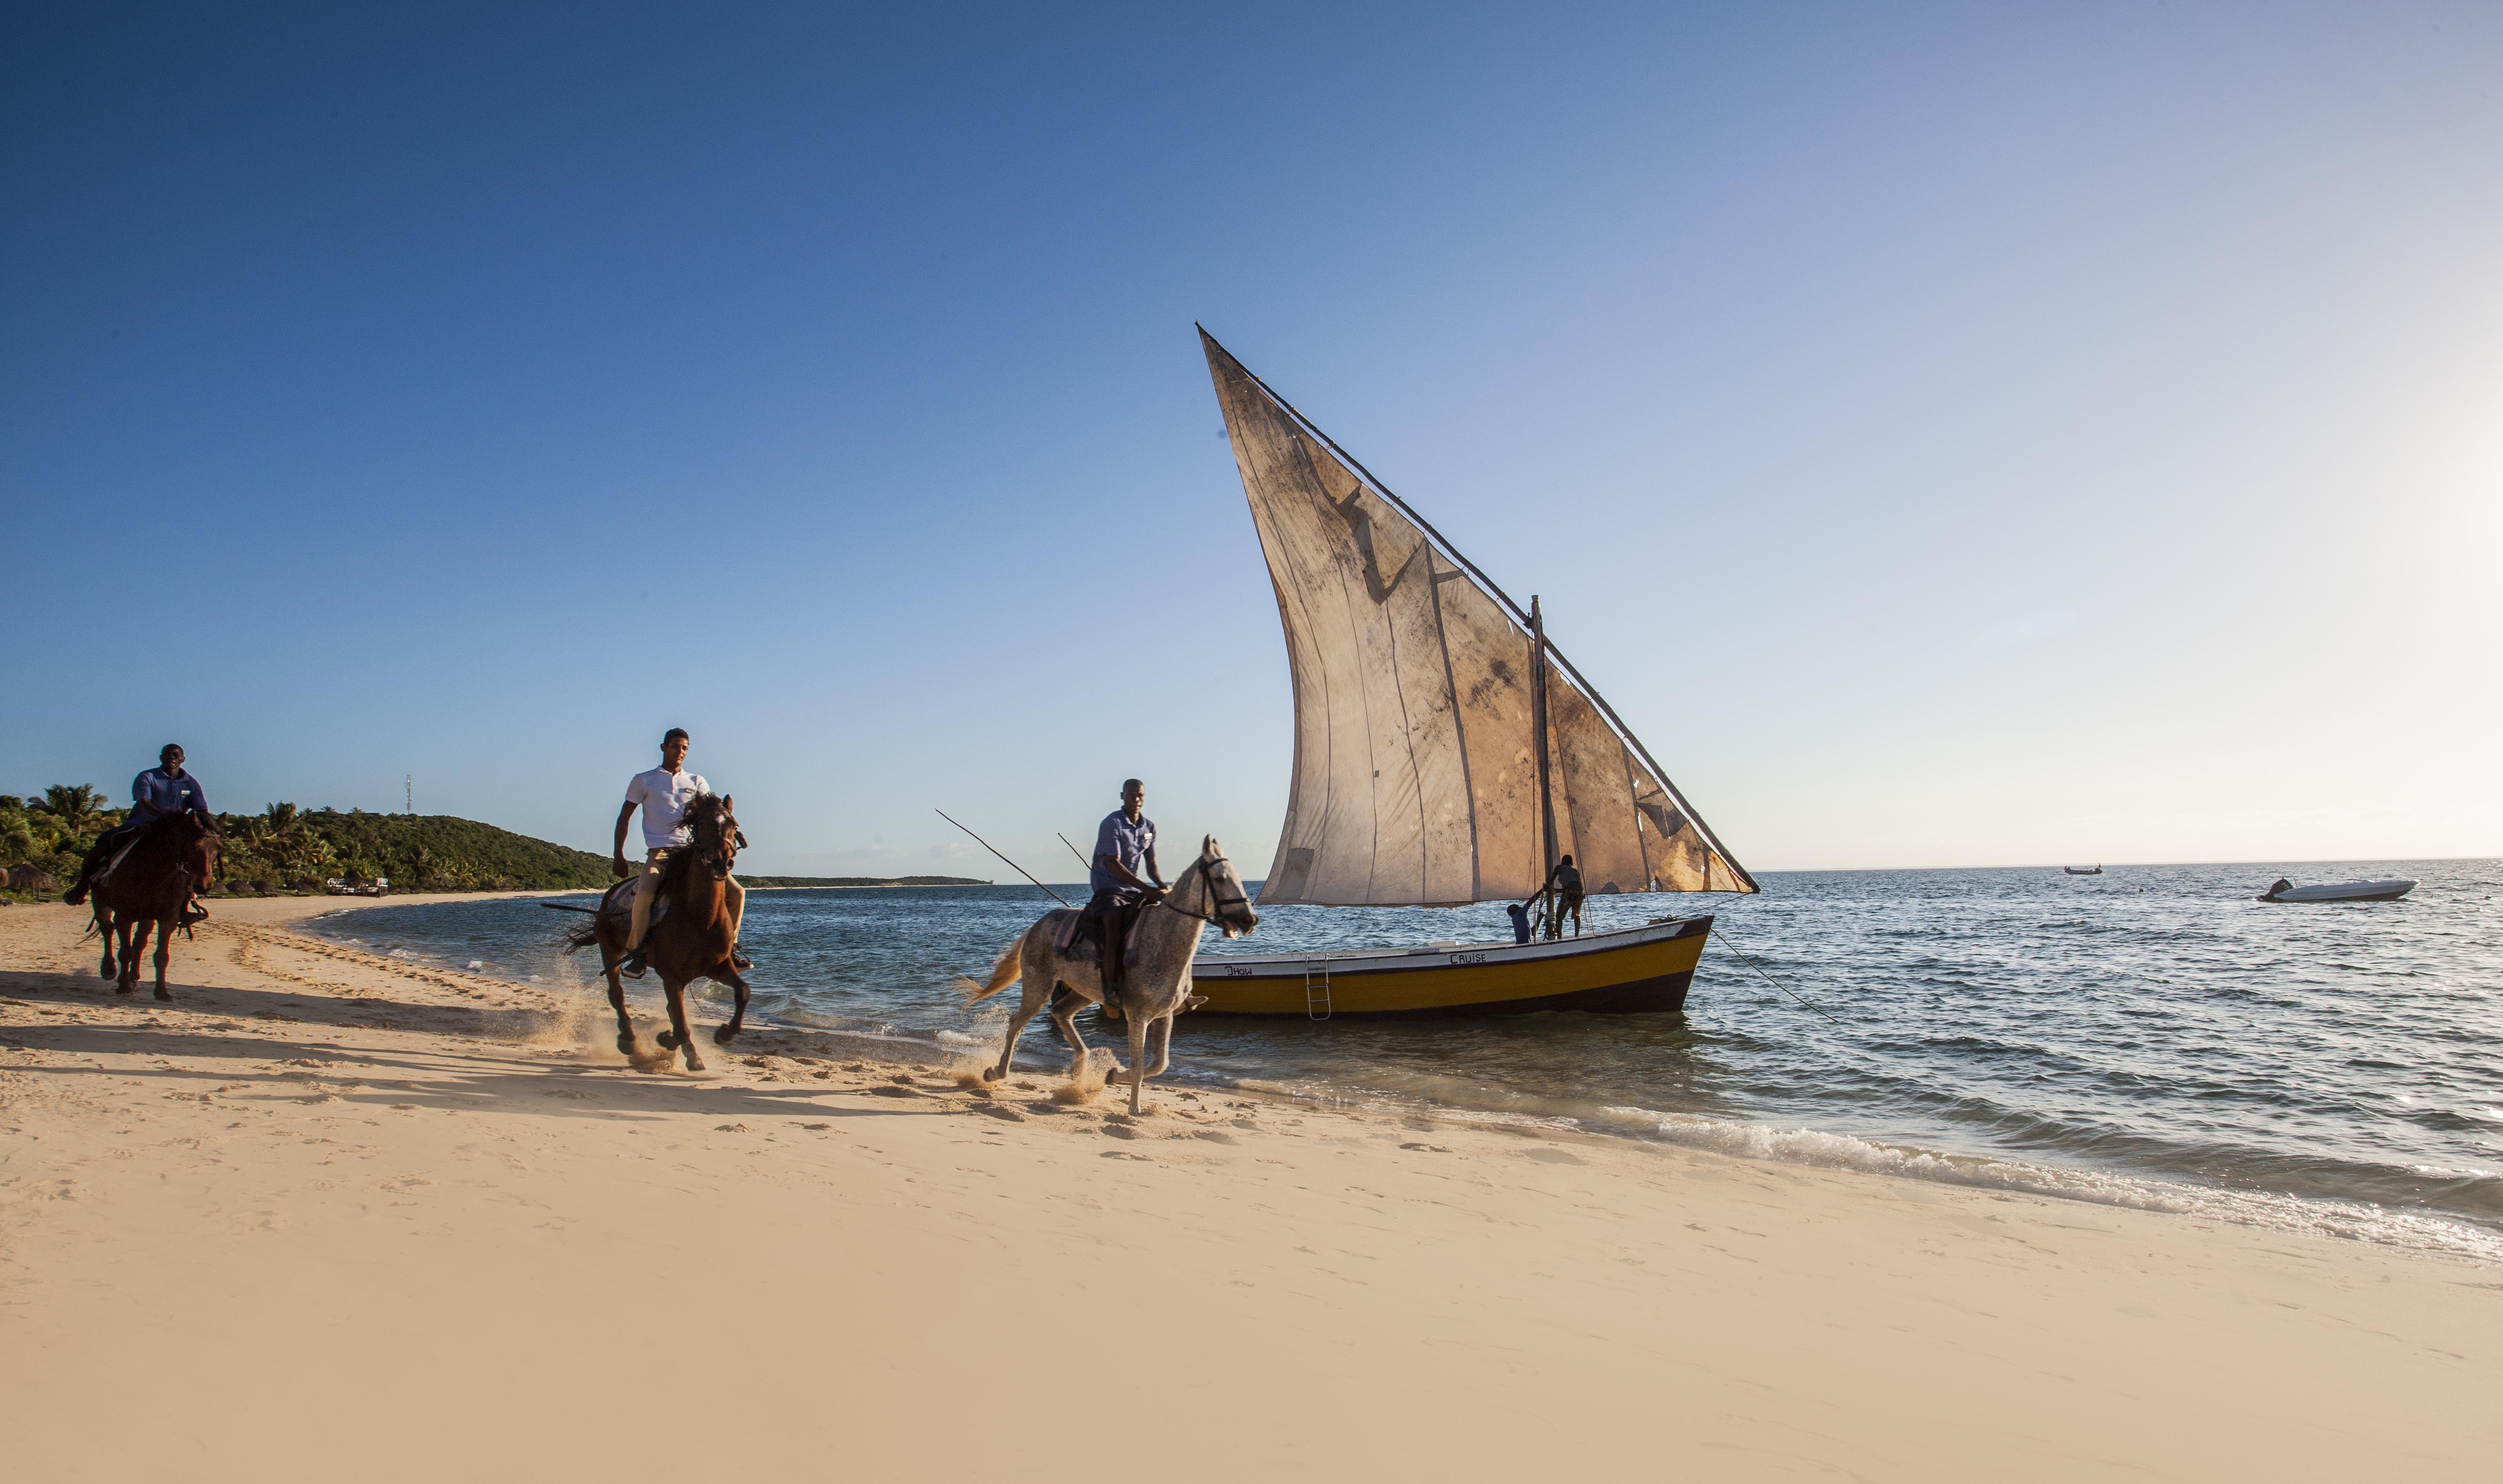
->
[1157,854,1255,928]
[691,800,741,877]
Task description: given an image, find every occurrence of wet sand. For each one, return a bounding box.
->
[3,895,2496,1481]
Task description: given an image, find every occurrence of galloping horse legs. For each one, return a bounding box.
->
[1048,987,1110,1083]
[116,917,146,995]
[711,968,750,1045]
[1122,1003,1150,1115]
[96,907,118,981]
[151,914,176,1000]
[656,977,705,1072]
[601,958,636,1058]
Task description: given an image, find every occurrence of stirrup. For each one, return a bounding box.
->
[620,947,648,979]
[731,951,753,971]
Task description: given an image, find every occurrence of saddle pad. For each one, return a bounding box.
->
[91,835,145,890]
[598,879,670,930]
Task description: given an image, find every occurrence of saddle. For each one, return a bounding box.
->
[88,819,161,892]
[1054,907,1112,961]
[597,877,672,933]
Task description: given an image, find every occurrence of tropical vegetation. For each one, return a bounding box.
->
[1,788,989,899]
[2,791,611,896]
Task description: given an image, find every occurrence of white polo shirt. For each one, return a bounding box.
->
[625,767,712,853]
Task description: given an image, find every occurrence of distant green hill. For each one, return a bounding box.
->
[284,809,613,891]
[3,789,996,897]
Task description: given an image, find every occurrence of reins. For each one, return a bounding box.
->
[1156,855,1253,928]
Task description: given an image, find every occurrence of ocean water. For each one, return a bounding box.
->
[309,858,2503,1261]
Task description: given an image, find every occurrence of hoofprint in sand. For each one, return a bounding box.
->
[1,897,2495,1482]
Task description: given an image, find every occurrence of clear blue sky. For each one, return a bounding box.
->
[6,3,2497,877]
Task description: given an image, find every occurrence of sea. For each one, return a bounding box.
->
[306,858,2503,1263]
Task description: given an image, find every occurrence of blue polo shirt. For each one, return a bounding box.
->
[1090,809,1156,894]
[130,767,209,826]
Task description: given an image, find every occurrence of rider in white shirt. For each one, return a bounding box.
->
[612,727,748,977]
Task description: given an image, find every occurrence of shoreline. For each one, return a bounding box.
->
[4,896,2498,1479]
[299,890,2503,1267]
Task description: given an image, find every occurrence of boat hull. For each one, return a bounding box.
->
[2259,879,2417,903]
[1191,915,1712,1017]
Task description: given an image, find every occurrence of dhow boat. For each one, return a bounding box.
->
[1191,329,1752,1018]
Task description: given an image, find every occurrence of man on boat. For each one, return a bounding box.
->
[613,727,749,979]
[1533,854,1586,939]
[64,743,213,911]
[1085,778,1165,1012]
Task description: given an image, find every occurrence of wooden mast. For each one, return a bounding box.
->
[1529,595,1559,892]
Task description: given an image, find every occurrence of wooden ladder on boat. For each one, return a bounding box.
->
[1304,957,1332,1021]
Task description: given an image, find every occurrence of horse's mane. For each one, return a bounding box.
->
[652,794,731,896]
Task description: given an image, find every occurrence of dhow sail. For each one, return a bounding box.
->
[1202,329,1756,908]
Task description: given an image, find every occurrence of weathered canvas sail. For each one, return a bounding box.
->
[1202,329,1756,907]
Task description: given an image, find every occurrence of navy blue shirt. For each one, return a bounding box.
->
[1090,809,1157,894]
[130,767,209,826]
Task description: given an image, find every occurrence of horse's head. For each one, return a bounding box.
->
[1197,835,1259,939]
[175,812,220,885]
[686,794,741,880]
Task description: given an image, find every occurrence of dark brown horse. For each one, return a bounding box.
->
[89,813,221,1001]
[565,793,751,1072]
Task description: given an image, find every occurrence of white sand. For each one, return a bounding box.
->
[3,895,2497,1481]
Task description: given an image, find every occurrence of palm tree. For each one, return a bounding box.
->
[39,784,106,833]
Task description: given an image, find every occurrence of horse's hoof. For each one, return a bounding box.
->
[712,1024,738,1046]
[115,983,134,996]
[981,1066,1003,1082]
[655,1030,681,1051]
[154,988,172,1002]
[680,1052,705,1072]
[616,1032,637,1057]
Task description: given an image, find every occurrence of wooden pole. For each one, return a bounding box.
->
[1530,595,1559,915]
[934,810,1072,907]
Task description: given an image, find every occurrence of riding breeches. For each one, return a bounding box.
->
[628,849,745,951]
[1085,888,1141,998]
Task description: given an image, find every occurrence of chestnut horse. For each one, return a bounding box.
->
[89,813,221,1001]
[564,793,752,1072]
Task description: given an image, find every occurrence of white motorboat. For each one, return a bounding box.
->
[2255,878,2416,903]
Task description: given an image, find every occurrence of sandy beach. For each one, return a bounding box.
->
[2,895,2495,1482]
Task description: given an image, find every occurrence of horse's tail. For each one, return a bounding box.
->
[561,922,599,955]
[954,932,1027,1005]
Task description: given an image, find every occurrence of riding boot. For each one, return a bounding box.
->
[621,941,649,979]
[63,850,100,905]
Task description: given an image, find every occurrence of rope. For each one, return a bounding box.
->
[1707,923,1847,1028]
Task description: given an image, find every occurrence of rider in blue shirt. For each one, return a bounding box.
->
[65,744,212,906]
[1086,778,1165,1011]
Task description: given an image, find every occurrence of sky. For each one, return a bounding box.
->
[5,2,2498,879]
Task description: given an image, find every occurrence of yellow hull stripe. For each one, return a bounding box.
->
[1191,931,1708,1016]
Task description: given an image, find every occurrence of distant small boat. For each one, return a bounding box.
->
[2064,865,2101,876]
[2256,878,2416,903]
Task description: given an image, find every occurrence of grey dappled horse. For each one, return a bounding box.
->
[961,836,1258,1114]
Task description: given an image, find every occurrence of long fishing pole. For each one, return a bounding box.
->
[935,810,1072,907]
[1056,832,1092,872]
